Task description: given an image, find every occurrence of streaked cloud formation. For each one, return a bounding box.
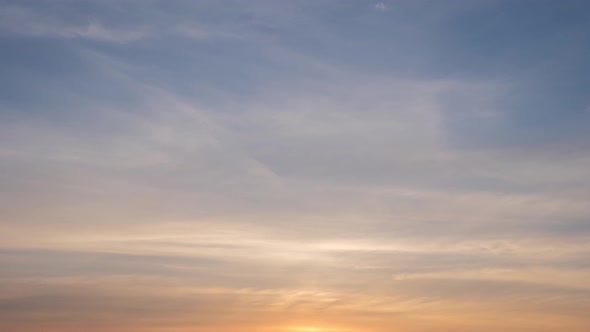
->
[1,0,590,331]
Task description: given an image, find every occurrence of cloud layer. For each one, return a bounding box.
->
[1,1,590,331]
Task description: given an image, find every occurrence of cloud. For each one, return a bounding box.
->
[374,3,388,11]
[2,1,590,331]
[174,23,247,40]
[0,6,148,43]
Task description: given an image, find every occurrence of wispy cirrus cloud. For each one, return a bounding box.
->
[0,5,149,42]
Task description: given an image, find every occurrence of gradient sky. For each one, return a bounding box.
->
[1,1,590,331]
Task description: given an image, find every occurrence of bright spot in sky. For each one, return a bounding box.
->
[286,326,347,332]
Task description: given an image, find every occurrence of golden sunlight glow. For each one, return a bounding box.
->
[284,326,350,332]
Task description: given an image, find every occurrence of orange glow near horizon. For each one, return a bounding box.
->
[284,326,351,332]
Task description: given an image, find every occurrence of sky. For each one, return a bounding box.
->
[1,0,590,331]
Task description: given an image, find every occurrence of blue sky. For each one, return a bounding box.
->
[1,1,590,332]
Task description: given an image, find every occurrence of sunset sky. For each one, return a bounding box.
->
[1,1,590,331]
